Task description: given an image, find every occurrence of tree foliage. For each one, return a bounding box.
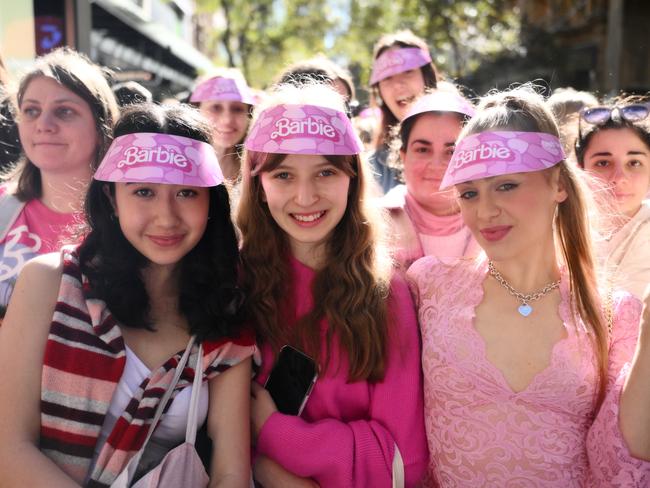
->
[195,0,521,96]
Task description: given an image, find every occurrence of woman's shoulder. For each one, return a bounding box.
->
[407,254,484,287]
[610,288,643,332]
[20,251,65,284]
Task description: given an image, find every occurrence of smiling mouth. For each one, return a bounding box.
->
[480,225,512,242]
[147,235,184,247]
[291,211,326,224]
[396,95,416,107]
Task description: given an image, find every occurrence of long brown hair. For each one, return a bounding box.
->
[237,83,392,381]
[3,47,118,201]
[459,86,609,405]
[371,30,439,148]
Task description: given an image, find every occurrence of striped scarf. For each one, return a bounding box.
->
[40,247,257,487]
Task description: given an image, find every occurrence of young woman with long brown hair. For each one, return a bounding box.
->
[408,86,650,486]
[237,83,428,487]
[369,30,439,194]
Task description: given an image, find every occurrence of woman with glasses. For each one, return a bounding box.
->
[408,86,650,486]
[575,99,650,299]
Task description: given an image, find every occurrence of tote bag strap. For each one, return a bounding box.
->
[392,443,404,488]
[184,342,203,444]
[117,335,198,485]
[0,193,26,242]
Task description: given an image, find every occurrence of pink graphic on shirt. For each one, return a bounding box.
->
[440,131,566,189]
[244,104,363,157]
[94,133,224,187]
[190,76,256,105]
[370,47,432,84]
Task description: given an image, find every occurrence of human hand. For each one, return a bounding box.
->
[251,382,278,442]
[253,456,319,488]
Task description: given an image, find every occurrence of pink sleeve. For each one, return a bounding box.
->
[256,277,429,487]
[587,292,650,486]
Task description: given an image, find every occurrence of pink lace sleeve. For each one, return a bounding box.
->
[587,292,650,486]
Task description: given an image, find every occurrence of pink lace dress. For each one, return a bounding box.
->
[407,256,650,487]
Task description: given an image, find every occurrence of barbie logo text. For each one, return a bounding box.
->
[117,146,189,169]
[271,117,337,139]
[452,144,513,169]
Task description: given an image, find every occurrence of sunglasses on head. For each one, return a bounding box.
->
[578,103,649,144]
[581,104,649,125]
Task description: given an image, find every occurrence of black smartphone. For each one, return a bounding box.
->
[264,345,318,416]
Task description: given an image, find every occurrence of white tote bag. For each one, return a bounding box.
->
[111,337,209,488]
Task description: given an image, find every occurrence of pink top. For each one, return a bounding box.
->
[254,256,428,487]
[407,255,650,487]
[0,189,80,310]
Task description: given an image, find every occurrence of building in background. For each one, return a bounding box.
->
[0,0,215,99]
[464,0,650,96]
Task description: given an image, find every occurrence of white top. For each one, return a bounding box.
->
[599,200,650,299]
[87,345,209,478]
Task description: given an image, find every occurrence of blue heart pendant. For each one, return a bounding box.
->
[518,304,532,317]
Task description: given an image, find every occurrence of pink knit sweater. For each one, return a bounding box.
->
[255,256,428,487]
[407,255,650,487]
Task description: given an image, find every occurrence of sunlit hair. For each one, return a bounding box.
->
[387,84,472,181]
[237,82,392,381]
[276,54,356,102]
[371,30,439,148]
[460,85,610,406]
[3,47,118,201]
[574,94,650,167]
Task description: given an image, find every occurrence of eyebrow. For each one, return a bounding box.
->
[21,97,84,106]
[409,139,456,147]
[588,150,648,158]
[274,160,333,170]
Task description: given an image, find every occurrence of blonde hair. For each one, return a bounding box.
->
[237,83,393,381]
[461,85,609,405]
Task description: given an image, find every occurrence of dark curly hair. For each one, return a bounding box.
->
[78,103,244,341]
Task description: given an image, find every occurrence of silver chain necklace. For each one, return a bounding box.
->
[487,261,560,317]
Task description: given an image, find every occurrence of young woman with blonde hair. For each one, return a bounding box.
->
[238,83,428,487]
[408,86,650,486]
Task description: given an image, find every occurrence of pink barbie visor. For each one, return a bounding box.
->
[244,104,363,156]
[94,133,224,187]
[440,131,566,190]
[404,91,475,121]
[370,47,432,85]
[190,76,256,105]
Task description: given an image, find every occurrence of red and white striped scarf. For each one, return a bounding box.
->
[40,247,257,486]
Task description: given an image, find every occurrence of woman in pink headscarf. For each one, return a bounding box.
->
[382,88,480,269]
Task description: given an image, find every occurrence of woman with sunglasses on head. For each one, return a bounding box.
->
[369,30,439,194]
[408,86,650,486]
[383,88,480,269]
[238,83,427,487]
[191,69,256,184]
[575,99,650,300]
[0,103,256,487]
[0,47,118,321]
